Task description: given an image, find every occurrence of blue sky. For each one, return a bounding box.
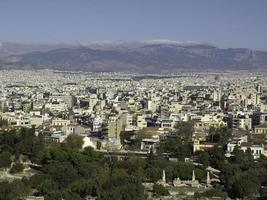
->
[0,0,267,49]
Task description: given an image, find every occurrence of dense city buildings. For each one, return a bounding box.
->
[1,69,267,199]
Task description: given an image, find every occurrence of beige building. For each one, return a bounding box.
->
[193,139,215,153]
[52,118,71,127]
[1,113,31,128]
[147,100,157,112]
[212,90,221,102]
[254,124,267,134]
[137,114,147,129]
[108,113,127,142]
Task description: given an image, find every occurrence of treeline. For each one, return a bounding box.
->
[196,141,267,199]
[160,123,267,199]
[0,128,144,200]
[0,127,204,200]
[2,123,266,199]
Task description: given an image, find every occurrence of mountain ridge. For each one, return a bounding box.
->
[0,41,266,72]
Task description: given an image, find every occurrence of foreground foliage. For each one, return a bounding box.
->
[0,125,266,199]
[0,128,203,200]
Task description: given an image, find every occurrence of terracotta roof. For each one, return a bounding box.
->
[255,123,267,128]
[251,134,266,140]
[240,142,252,147]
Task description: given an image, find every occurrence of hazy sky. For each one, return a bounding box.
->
[0,0,267,49]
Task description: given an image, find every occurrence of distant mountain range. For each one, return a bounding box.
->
[0,40,267,72]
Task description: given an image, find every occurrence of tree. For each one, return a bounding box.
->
[100,176,145,200]
[207,146,225,169]
[30,174,54,194]
[120,157,146,180]
[153,184,169,196]
[195,150,210,167]
[231,146,254,169]
[44,190,63,200]
[0,180,31,200]
[62,191,83,200]
[45,162,79,188]
[159,121,193,160]
[159,136,192,160]
[64,135,84,150]
[232,173,260,198]
[260,188,267,199]
[10,162,24,174]
[83,146,104,162]
[67,179,95,198]
[174,121,194,140]
[195,185,227,198]
[208,126,232,146]
[0,151,12,169]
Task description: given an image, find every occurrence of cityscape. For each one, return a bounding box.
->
[1,1,267,200]
[0,70,267,199]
